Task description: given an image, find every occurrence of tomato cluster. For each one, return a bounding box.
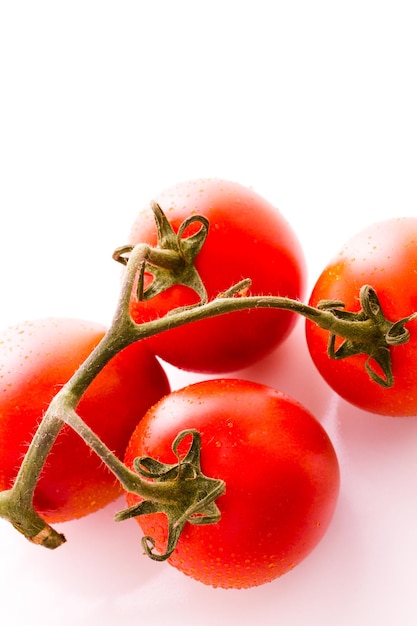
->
[1,178,416,589]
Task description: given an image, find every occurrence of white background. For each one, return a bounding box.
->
[1,2,417,625]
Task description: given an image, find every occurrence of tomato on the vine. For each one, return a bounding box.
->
[306,217,417,416]
[127,178,306,373]
[123,378,340,589]
[0,317,170,523]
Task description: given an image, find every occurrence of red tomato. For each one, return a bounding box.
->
[123,379,340,589]
[127,178,306,373]
[0,318,170,523]
[306,217,417,416]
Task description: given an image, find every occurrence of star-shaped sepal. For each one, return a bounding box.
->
[317,285,417,387]
[115,430,226,561]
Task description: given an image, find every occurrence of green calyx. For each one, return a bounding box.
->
[113,201,209,304]
[316,285,417,387]
[115,430,226,561]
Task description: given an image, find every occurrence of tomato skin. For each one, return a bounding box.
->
[306,218,417,416]
[124,379,340,589]
[128,178,306,373]
[0,318,170,523]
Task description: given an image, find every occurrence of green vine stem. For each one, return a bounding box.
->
[0,204,415,553]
